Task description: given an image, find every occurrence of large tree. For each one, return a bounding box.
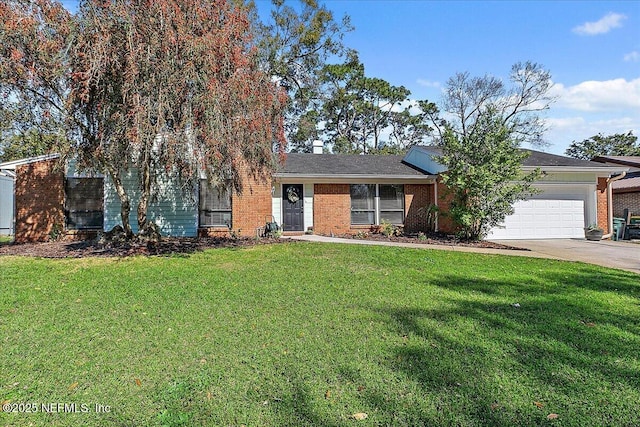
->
[0,0,71,161]
[439,110,541,240]
[1,0,286,237]
[254,0,352,152]
[426,62,553,239]
[319,54,428,154]
[565,131,639,160]
[427,61,555,147]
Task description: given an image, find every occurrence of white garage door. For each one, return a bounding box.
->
[487,199,585,240]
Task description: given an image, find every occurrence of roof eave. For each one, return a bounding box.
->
[0,153,61,170]
[521,165,628,174]
[274,173,437,180]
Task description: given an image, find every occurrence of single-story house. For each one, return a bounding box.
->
[5,145,627,242]
[592,156,640,218]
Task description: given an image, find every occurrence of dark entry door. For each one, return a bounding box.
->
[282,184,304,231]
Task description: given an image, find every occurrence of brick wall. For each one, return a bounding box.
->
[199,166,272,238]
[404,184,435,233]
[14,159,65,243]
[313,184,351,235]
[436,179,457,234]
[596,177,609,232]
[613,191,640,218]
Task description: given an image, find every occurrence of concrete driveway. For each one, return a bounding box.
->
[492,239,640,274]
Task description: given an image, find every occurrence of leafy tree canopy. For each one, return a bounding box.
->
[565,131,639,160]
[318,53,430,154]
[252,0,352,152]
[439,109,541,240]
[1,0,286,237]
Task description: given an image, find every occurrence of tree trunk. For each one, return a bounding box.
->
[137,147,151,233]
[106,166,133,238]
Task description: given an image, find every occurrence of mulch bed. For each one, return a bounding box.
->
[0,236,287,258]
[0,232,527,258]
[340,232,529,251]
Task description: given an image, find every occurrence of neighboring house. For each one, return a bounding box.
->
[592,156,640,218]
[0,172,14,235]
[5,146,626,242]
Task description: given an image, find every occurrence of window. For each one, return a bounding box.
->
[350,184,375,225]
[350,184,404,225]
[65,178,104,229]
[199,180,232,227]
[379,184,404,224]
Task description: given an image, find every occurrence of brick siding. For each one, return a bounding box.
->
[313,184,351,235]
[14,159,65,243]
[613,191,640,218]
[596,177,609,232]
[311,183,439,235]
[404,184,435,233]
[436,179,457,234]
[199,166,272,238]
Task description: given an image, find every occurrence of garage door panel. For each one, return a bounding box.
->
[488,199,585,240]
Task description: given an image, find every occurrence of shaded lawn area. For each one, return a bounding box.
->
[0,242,638,426]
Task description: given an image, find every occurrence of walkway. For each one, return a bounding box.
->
[286,235,639,274]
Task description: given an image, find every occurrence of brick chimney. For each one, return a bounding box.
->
[312,140,323,154]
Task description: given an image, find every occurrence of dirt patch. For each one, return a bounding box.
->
[0,236,287,258]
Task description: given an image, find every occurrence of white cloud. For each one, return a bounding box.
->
[541,78,640,153]
[416,79,441,88]
[624,51,640,62]
[572,12,626,36]
[544,116,639,154]
[550,78,640,112]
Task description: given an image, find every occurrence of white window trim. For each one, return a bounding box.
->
[351,184,404,226]
[199,180,232,228]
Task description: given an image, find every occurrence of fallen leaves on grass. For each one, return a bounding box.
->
[534,401,544,408]
[68,382,78,391]
[547,413,559,420]
[351,412,368,420]
[134,378,142,387]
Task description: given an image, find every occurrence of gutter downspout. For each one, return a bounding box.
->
[434,179,439,232]
[601,171,627,239]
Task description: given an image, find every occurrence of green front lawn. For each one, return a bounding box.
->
[1,243,638,426]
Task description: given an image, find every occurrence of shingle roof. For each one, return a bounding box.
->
[413,146,614,168]
[613,171,640,191]
[277,153,430,177]
[592,156,640,168]
[277,146,622,179]
[521,150,614,168]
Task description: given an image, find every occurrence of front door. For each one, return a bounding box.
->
[282,184,304,231]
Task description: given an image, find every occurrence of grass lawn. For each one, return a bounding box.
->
[1,242,638,426]
[0,235,12,244]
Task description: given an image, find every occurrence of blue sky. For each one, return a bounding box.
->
[60,0,640,154]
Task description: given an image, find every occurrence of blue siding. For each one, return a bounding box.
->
[104,169,198,237]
